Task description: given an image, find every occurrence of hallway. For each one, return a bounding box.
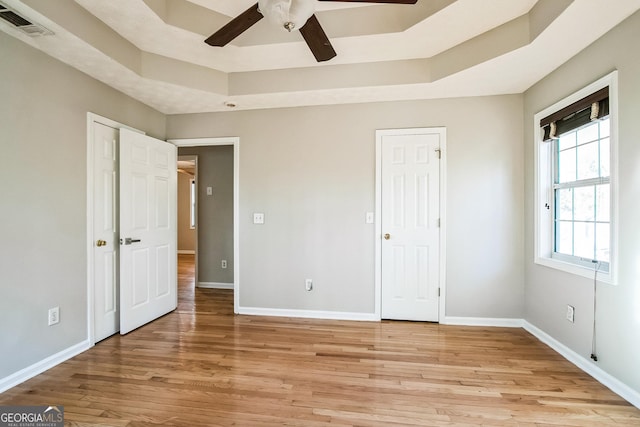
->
[177,253,234,315]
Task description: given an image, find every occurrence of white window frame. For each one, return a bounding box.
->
[534,71,618,284]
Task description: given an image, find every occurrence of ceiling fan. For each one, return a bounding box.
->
[204,0,418,62]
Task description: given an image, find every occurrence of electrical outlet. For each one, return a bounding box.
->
[566,305,575,323]
[221,260,227,269]
[305,279,313,291]
[253,213,264,224]
[48,307,59,326]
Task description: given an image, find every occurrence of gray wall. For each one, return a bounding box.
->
[167,96,525,316]
[523,11,640,394]
[179,146,234,284]
[0,31,166,378]
[177,172,196,252]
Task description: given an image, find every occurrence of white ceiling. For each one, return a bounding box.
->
[2,0,640,114]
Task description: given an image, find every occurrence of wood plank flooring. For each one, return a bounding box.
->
[2,254,639,426]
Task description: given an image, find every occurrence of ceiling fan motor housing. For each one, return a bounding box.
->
[258,0,316,32]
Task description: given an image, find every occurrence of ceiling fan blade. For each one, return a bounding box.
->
[205,3,263,47]
[299,14,337,62]
[318,0,417,3]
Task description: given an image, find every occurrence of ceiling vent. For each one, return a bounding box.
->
[0,2,53,37]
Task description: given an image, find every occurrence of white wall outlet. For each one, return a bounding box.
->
[253,213,265,224]
[365,212,374,224]
[566,305,575,323]
[305,279,313,291]
[221,260,227,269]
[48,306,59,326]
[206,186,213,196]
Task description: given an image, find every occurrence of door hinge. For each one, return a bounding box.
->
[437,218,441,228]
[435,148,442,159]
[438,288,441,297]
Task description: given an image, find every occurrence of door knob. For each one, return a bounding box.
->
[384,233,391,240]
[96,239,107,247]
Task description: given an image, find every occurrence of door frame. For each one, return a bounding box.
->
[86,113,145,345]
[374,127,447,322]
[169,137,240,314]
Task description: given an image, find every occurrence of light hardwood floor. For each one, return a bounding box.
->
[2,254,639,426]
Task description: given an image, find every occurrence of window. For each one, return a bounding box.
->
[190,178,196,229]
[553,118,610,271]
[535,72,617,283]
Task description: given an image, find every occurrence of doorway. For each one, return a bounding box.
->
[375,128,447,322]
[170,137,240,314]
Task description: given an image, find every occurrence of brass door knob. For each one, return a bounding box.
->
[96,239,107,247]
[383,233,391,240]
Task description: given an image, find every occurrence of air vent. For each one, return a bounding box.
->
[0,2,53,37]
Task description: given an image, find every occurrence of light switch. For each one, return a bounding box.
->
[253,213,265,224]
[365,212,374,224]
[206,187,213,196]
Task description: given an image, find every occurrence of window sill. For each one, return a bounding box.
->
[534,256,614,285]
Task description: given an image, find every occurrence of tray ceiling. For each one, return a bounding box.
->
[1,0,639,114]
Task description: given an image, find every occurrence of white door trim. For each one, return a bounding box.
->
[168,137,240,315]
[374,127,447,322]
[86,113,145,345]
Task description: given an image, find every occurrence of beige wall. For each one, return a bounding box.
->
[177,171,196,252]
[167,95,525,316]
[178,146,234,285]
[523,11,640,395]
[0,31,166,379]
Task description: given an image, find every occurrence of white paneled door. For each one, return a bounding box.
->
[119,128,177,335]
[93,122,119,341]
[380,129,442,321]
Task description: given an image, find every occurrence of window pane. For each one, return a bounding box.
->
[573,222,595,259]
[558,147,576,183]
[556,188,573,220]
[555,221,573,255]
[596,223,610,263]
[559,131,576,151]
[574,186,595,221]
[577,122,599,145]
[600,138,610,177]
[574,222,595,260]
[596,184,610,222]
[577,142,599,180]
[600,118,610,138]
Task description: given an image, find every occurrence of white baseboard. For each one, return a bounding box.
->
[442,316,524,328]
[197,282,234,289]
[523,321,640,409]
[0,339,91,393]
[238,306,378,322]
[178,250,195,255]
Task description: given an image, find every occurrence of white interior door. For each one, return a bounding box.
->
[381,130,441,321]
[119,128,177,335]
[93,122,119,341]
